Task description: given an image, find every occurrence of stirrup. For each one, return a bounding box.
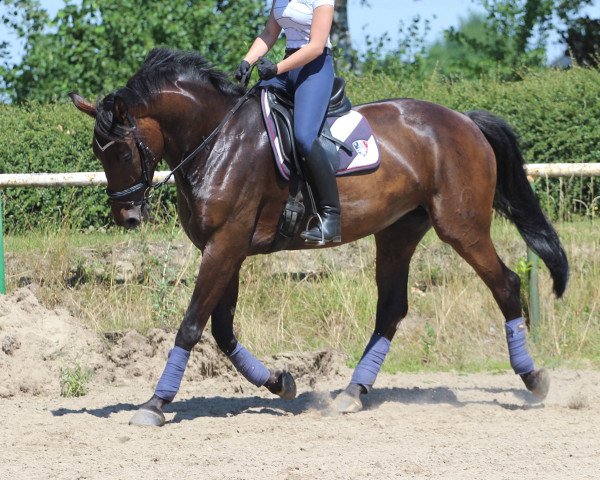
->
[302,212,326,246]
[300,212,341,245]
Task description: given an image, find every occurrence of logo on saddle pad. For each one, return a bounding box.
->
[353,140,369,157]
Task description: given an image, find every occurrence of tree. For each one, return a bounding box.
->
[425,14,504,79]
[331,0,352,55]
[440,0,596,78]
[561,15,600,66]
[331,0,372,69]
[0,0,267,103]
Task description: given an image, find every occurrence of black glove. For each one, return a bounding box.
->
[234,60,251,83]
[257,58,278,81]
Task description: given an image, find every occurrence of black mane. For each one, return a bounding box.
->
[96,48,245,138]
[127,48,246,99]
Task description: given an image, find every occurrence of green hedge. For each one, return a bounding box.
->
[0,103,113,231]
[348,66,600,166]
[347,67,600,218]
[1,67,599,232]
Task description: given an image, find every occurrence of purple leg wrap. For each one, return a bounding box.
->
[505,317,535,375]
[154,346,190,402]
[350,333,391,390]
[229,342,271,387]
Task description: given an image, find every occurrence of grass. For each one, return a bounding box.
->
[60,364,93,397]
[4,217,600,373]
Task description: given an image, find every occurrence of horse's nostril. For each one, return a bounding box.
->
[124,217,141,229]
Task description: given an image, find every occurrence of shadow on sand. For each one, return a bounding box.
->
[51,384,543,422]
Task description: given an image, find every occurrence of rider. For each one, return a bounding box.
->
[235,0,341,244]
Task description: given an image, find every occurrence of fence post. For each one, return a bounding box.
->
[527,247,540,340]
[527,179,540,339]
[0,192,5,294]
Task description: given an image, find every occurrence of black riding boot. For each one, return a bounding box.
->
[300,139,341,244]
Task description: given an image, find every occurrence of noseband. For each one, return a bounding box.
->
[103,85,257,209]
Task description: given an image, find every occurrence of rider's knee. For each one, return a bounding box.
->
[295,131,314,158]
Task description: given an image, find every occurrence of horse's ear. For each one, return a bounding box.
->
[69,92,97,118]
[112,95,129,124]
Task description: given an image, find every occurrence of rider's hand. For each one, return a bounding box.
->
[234,60,251,83]
[257,58,278,81]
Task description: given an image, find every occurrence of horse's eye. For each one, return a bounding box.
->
[121,152,133,162]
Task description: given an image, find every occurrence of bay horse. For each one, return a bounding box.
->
[70,48,568,426]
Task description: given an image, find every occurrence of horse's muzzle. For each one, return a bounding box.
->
[112,203,149,230]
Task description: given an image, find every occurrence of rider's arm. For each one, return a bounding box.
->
[243,4,282,65]
[275,4,334,74]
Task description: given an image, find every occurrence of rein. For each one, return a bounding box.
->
[107,84,258,207]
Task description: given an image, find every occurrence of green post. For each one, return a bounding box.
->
[527,179,540,339]
[0,192,5,295]
[527,247,540,340]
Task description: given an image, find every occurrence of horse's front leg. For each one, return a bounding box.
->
[128,238,246,426]
[210,271,297,401]
[129,240,295,426]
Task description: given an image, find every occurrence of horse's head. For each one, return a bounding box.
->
[69,91,164,229]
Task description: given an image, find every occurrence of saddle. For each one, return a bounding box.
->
[261,77,380,245]
[266,77,353,174]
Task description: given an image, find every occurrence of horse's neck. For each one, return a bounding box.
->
[155,88,239,171]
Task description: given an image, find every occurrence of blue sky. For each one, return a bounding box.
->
[2,0,600,64]
[348,0,600,62]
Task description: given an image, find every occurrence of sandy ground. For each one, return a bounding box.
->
[1,286,600,479]
[1,370,599,480]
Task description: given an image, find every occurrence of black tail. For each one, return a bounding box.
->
[465,110,569,297]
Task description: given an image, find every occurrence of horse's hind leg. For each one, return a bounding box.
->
[336,209,431,413]
[429,198,549,400]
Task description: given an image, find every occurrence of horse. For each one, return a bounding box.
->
[70,48,568,426]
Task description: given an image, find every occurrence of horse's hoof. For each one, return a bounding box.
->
[335,390,363,413]
[129,406,165,427]
[522,368,550,400]
[267,371,297,400]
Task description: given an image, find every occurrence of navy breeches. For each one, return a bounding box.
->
[259,49,334,157]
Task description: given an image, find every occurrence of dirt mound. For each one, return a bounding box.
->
[0,286,344,399]
[104,329,343,389]
[0,285,103,398]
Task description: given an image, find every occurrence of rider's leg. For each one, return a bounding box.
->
[290,50,340,244]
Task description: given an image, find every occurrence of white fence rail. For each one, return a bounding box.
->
[0,171,175,187]
[1,163,600,187]
[524,163,600,177]
[1,163,599,296]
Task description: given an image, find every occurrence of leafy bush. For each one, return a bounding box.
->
[349,65,600,218]
[1,67,599,232]
[0,102,110,231]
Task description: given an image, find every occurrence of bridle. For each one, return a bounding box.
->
[104,113,155,208]
[103,84,258,209]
